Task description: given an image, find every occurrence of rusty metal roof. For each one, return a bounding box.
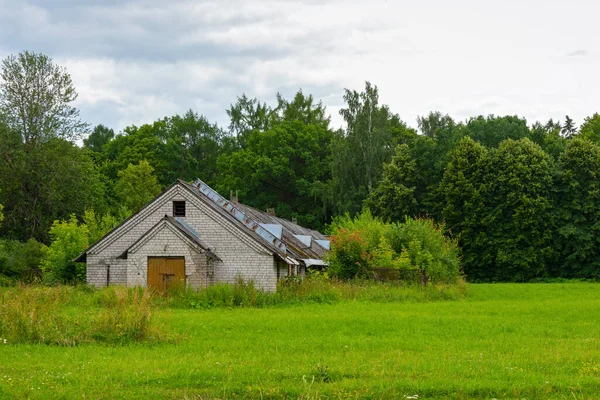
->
[230,199,329,261]
[187,179,329,263]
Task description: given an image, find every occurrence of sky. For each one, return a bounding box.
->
[0,0,598,133]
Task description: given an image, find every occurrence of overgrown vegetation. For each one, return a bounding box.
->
[0,278,466,346]
[327,211,461,283]
[160,275,467,309]
[1,283,599,399]
[0,286,161,345]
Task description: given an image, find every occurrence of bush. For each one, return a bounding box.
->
[386,217,461,284]
[327,211,461,283]
[41,215,89,284]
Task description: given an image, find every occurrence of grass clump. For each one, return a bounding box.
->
[0,285,163,345]
[92,286,157,344]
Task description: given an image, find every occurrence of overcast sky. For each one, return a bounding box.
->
[1,0,598,133]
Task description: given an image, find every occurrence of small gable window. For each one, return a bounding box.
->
[173,201,186,217]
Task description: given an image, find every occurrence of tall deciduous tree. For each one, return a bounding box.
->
[464,115,529,148]
[115,160,161,213]
[439,136,489,280]
[226,94,271,148]
[0,51,88,150]
[366,144,420,221]
[578,113,600,143]
[555,138,600,278]
[218,91,333,228]
[483,139,555,281]
[84,124,115,153]
[332,82,415,215]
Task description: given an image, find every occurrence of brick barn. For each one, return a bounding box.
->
[75,179,329,292]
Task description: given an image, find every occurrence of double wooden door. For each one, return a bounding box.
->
[147,257,185,294]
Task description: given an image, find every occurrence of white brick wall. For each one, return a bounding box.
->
[86,184,279,291]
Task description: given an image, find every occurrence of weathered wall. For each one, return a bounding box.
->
[86,184,279,291]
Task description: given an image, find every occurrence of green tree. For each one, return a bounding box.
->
[83,208,123,245]
[0,136,106,242]
[483,139,555,281]
[578,113,600,143]
[114,160,161,213]
[332,82,415,215]
[555,138,600,278]
[0,51,88,149]
[226,94,271,148]
[561,115,577,138]
[41,215,89,283]
[366,144,420,221]
[217,91,333,228]
[439,136,490,280]
[529,119,565,159]
[0,238,45,282]
[160,110,229,186]
[84,124,115,152]
[464,115,529,148]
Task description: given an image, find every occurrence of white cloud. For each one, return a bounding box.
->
[1,0,598,132]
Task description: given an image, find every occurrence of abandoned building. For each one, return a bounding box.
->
[75,179,330,292]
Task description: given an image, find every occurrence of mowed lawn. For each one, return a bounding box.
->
[1,283,600,399]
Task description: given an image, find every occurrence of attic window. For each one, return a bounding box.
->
[173,201,186,217]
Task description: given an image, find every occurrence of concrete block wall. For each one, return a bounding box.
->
[86,184,280,291]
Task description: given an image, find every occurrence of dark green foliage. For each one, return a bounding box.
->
[0,136,107,242]
[83,124,115,152]
[217,91,333,228]
[579,113,600,143]
[0,238,45,282]
[483,139,555,281]
[439,137,489,280]
[555,139,600,278]
[366,144,420,221]
[464,115,530,148]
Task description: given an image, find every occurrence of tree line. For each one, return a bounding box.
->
[1,50,599,283]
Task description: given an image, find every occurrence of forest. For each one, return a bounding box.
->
[1,50,600,284]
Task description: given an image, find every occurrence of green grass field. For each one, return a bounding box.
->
[1,283,600,399]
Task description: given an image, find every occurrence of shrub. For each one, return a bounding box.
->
[386,217,461,284]
[41,215,89,284]
[327,211,461,283]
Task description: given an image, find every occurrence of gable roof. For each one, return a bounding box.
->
[75,179,329,265]
[117,215,221,261]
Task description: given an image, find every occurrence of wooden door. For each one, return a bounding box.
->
[147,257,185,294]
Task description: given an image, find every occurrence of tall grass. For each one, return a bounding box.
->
[160,275,468,309]
[0,285,162,345]
[0,278,467,345]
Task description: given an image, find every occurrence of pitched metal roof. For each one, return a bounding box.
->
[185,179,329,263]
[75,179,329,266]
